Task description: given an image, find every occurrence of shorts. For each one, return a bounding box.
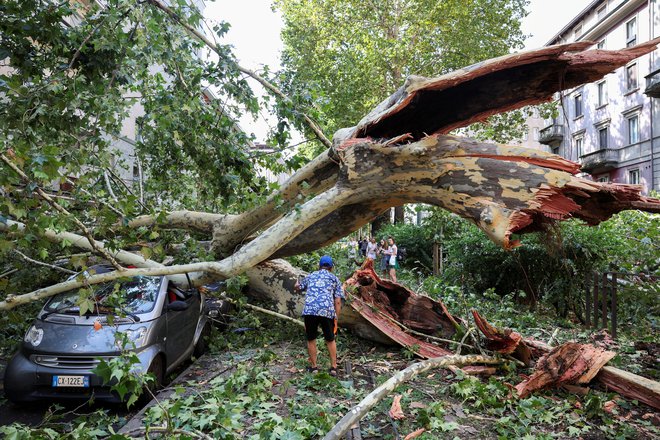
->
[304,315,336,342]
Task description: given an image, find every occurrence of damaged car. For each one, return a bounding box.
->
[3,265,210,403]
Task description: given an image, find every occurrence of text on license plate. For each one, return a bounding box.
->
[52,375,89,387]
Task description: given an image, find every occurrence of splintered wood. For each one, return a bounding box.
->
[514,342,615,398]
[471,310,532,365]
[342,260,458,358]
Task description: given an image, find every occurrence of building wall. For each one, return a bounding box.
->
[540,0,659,194]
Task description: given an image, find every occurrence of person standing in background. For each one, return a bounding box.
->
[366,237,377,261]
[386,236,398,282]
[378,239,388,278]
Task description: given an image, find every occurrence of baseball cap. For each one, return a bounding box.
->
[319,255,334,267]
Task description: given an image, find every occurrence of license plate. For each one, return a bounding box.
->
[52,375,89,387]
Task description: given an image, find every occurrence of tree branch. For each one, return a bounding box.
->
[128,210,227,233]
[1,154,124,270]
[0,219,161,269]
[13,249,77,274]
[223,296,304,328]
[145,0,332,149]
[323,354,502,440]
[0,262,221,310]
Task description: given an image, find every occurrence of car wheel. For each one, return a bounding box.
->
[146,355,164,391]
[193,322,211,358]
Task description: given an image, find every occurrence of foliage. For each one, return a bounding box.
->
[141,362,342,439]
[275,0,530,147]
[0,0,301,289]
[93,330,154,409]
[383,207,659,335]
[0,406,122,439]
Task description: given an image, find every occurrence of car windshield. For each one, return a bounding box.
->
[46,276,162,315]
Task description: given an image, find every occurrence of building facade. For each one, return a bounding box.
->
[539,0,660,194]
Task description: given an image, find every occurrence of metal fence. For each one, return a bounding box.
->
[584,271,658,338]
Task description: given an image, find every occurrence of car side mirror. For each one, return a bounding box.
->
[167,301,190,312]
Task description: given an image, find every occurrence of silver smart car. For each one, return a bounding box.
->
[3,265,210,403]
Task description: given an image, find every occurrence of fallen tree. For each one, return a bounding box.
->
[3,40,660,314]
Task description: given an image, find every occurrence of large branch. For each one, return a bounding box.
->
[1,185,357,308]
[270,135,660,253]
[335,39,660,143]
[0,262,221,310]
[0,219,162,269]
[127,210,228,233]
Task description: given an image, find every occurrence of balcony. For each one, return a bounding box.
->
[644,68,660,98]
[539,124,564,145]
[580,149,619,174]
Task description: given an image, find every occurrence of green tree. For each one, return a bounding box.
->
[275,0,529,146]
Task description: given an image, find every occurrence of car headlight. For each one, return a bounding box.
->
[120,327,147,348]
[25,325,44,347]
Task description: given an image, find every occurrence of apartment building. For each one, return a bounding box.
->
[538,0,660,194]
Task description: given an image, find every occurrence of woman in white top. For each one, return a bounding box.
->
[366,237,377,260]
[387,236,398,282]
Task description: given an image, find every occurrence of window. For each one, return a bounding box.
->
[626,63,638,91]
[597,5,607,21]
[522,130,528,141]
[574,94,583,118]
[533,127,539,141]
[598,126,608,149]
[598,176,610,183]
[628,115,639,144]
[552,146,560,156]
[574,25,582,41]
[597,39,606,49]
[626,18,637,47]
[574,136,584,158]
[597,81,607,106]
[628,169,640,184]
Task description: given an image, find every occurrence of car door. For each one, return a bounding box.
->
[165,281,199,368]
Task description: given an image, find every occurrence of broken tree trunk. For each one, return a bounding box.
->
[524,338,660,410]
[342,260,462,357]
[472,309,532,365]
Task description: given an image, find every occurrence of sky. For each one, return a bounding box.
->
[204,0,593,141]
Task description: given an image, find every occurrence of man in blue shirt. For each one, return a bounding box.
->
[295,255,345,376]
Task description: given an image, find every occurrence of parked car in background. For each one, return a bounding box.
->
[3,265,210,403]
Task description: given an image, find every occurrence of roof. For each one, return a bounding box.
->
[546,0,602,46]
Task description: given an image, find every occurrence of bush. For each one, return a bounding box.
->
[375,207,659,329]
